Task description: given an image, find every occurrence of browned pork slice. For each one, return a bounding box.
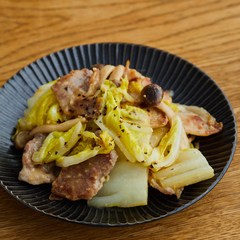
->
[68,96,102,118]
[176,104,223,136]
[143,107,168,128]
[51,69,102,118]
[50,150,118,201]
[18,133,56,185]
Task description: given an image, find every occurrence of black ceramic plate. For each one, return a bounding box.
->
[0,43,236,226]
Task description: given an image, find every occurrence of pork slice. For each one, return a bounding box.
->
[143,107,168,128]
[51,69,102,118]
[18,133,56,185]
[70,96,102,118]
[50,150,118,201]
[176,104,223,136]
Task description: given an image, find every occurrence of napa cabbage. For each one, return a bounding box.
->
[151,148,214,191]
[32,121,85,164]
[143,115,182,171]
[15,81,68,134]
[57,130,115,167]
[88,147,148,208]
[95,77,153,163]
[163,100,179,112]
[32,121,115,167]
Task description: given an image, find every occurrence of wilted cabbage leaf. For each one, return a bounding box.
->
[95,77,153,164]
[15,81,68,134]
[57,130,115,167]
[143,115,182,171]
[88,147,148,208]
[32,121,85,164]
[151,148,214,190]
[32,120,115,167]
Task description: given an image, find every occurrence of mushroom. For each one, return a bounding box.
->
[141,84,176,121]
[14,117,86,150]
[141,84,164,107]
[109,65,125,86]
[91,64,105,70]
[14,131,31,150]
[99,65,115,83]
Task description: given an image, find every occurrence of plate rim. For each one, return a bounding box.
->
[0,42,237,226]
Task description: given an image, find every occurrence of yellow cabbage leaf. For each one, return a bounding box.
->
[143,115,182,171]
[15,81,68,134]
[95,77,153,164]
[32,121,85,164]
[56,130,115,167]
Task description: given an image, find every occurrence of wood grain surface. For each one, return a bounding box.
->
[0,0,239,239]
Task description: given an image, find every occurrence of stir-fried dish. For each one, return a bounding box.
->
[13,62,223,207]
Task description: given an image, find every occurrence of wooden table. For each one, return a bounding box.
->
[0,0,239,239]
